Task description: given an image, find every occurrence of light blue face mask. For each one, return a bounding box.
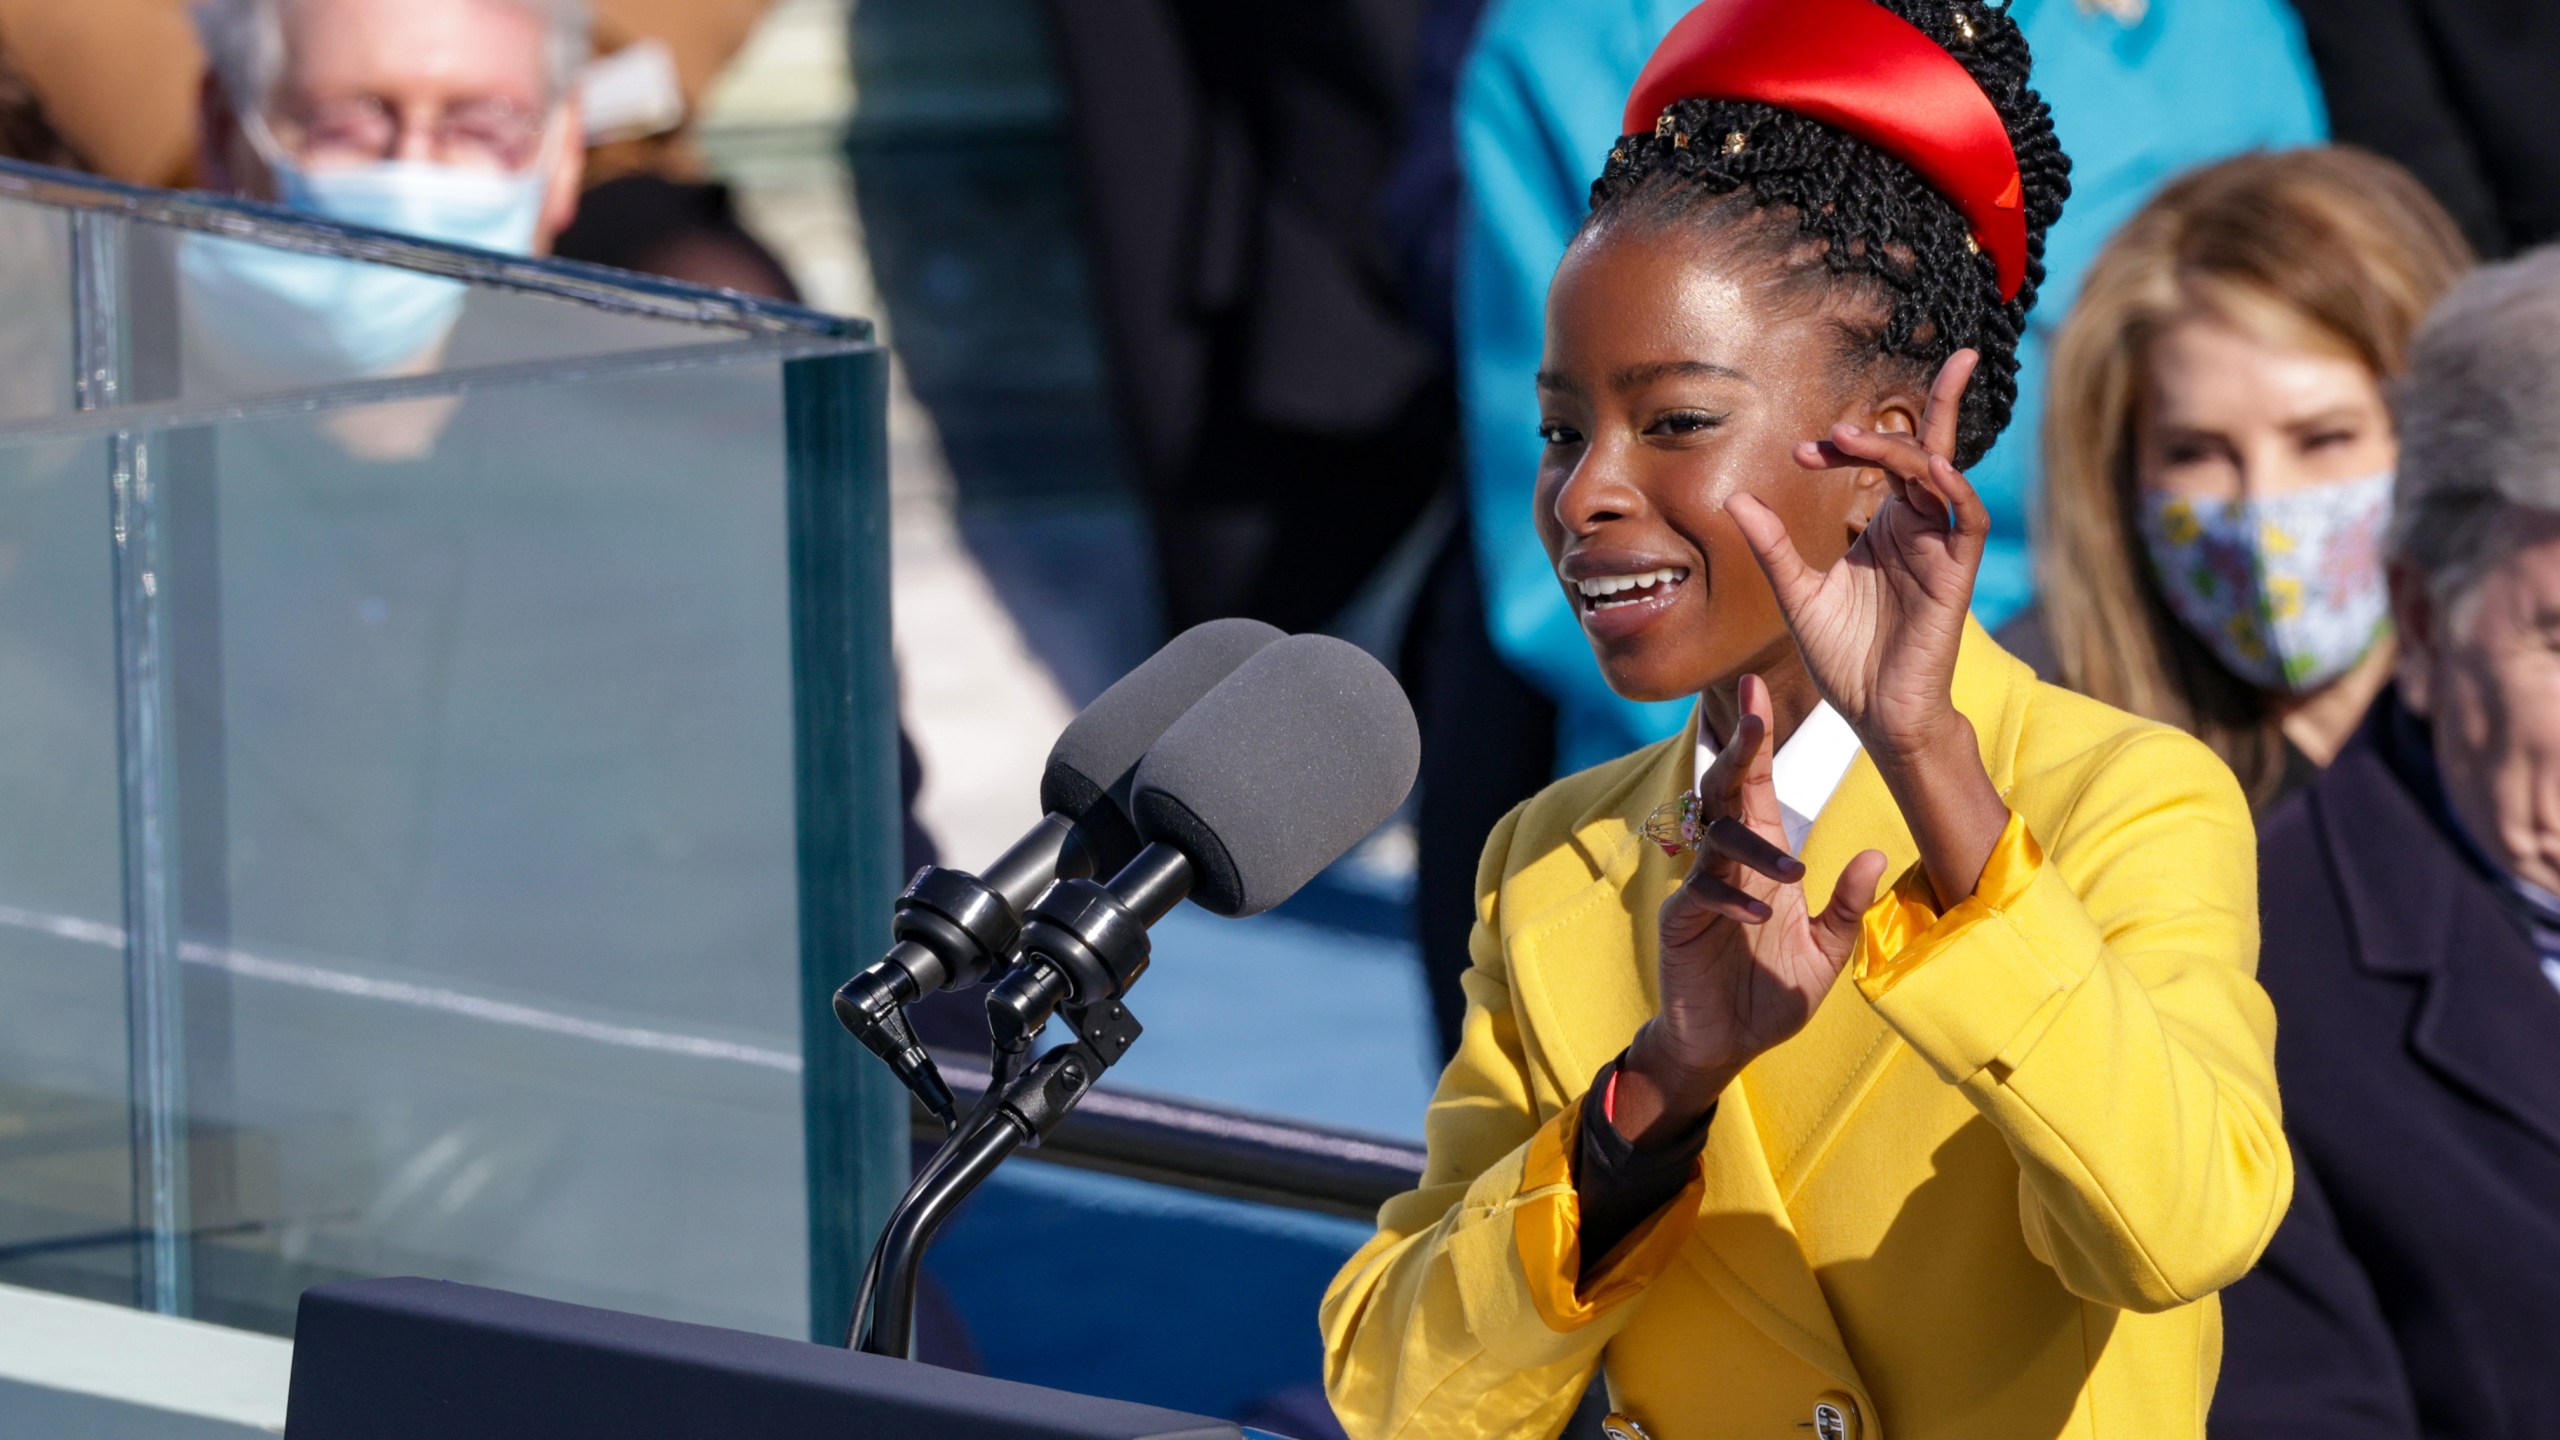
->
[179,141,550,382]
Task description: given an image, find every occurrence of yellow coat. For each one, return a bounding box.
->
[1322,622,2289,1440]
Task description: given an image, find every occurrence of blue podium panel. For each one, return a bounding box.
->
[286,1277,1242,1440]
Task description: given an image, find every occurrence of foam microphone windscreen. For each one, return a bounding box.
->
[1129,634,1420,917]
[1039,617,1287,866]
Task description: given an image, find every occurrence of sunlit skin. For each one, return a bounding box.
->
[2136,316,2398,763]
[2393,513,2560,899]
[192,0,584,254]
[1536,218,2013,1143]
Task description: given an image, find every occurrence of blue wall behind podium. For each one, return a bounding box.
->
[930,1165,1371,1423]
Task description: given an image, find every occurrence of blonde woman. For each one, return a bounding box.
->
[2016,147,2471,807]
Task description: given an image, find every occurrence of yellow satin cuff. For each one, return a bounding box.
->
[1854,809,2046,1002]
[1512,1094,1708,1333]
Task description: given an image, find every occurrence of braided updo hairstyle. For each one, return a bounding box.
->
[1585,0,2069,468]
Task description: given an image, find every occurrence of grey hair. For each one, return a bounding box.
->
[194,0,592,111]
[2389,244,2560,606]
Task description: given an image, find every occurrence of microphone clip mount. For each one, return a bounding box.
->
[984,843,1189,1057]
[833,832,1102,1134]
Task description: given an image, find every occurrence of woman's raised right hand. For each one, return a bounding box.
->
[1612,674,1889,1146]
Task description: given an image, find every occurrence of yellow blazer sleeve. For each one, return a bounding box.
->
[1851,727,2292,1313]
[1321,805,1697,1439]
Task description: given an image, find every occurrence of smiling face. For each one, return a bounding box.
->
[1536,216,1916,712]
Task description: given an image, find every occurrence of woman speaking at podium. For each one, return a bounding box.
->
[1321,1,2287,1435]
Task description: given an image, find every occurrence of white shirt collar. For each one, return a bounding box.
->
[1693,700,1864,854]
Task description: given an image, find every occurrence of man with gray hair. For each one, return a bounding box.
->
[181,0,589,386]
[195,0,588,249]
[2214,247,2560,1439]
[194,0,587,255]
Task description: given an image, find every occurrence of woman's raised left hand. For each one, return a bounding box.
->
[1728,348,2010,907]
[1727,349,1986,762]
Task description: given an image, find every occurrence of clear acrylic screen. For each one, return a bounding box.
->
[161,363,809,1336]
[0,360,822,1338]
[0,435,135,1308]
[0,193,758,424]
[135,221,758,408]
[0,169,887,1344]
[0,197,73,422]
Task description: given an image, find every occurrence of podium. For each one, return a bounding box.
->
[285,1277,1248,1439]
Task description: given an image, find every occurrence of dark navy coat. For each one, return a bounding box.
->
[2213,694,2560,1438]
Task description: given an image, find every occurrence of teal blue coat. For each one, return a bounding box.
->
[1456,0,2326,773]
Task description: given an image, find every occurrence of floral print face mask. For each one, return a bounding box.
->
[2136,470,2394,693]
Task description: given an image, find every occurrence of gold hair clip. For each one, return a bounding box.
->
[1656,110,1678,138]
[1953,10,1977,40]
[1611,145,1627,165]
[1642,791,1707,857]
[1673,130,1691,149]
[1722,130,1748,156]
[1964,233,1982,255]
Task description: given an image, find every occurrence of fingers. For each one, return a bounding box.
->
[1730,673,1784,832]
[1701,816,1804,885]
[1916,452,1991,552]
[1809,849,1890,965]
[1695,686,1770,809]
[1728,491,1824,619]
[1919,348,1980,459]
[1673,865,1772,925]
[1797,423,1934,483]
[1795,425,1931,520]
[1799,423,1992,542]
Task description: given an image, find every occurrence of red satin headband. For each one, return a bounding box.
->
[1621,0,2027,301]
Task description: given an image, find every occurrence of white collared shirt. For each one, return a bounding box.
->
[1694,700,1865,854]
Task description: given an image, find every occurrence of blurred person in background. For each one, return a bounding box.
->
[2284,0,2560,259]
[0,46,83,170]
[2017,148,2470,808]
[199,0,584,258]
[1378,0,1555,1065]
[1415,0,2325,1062]
[187,0,588,393]
[549,0,794,301]
[0,0,785,298]
[2211,245,2560,1439]
[0,0,204,186]
[1042,0,1452,638]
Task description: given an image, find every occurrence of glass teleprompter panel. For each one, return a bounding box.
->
[131,360,817,1337]
[0,158,896,1341]
[125,218,763,411]
[0,435,134,1305]
[0,197,74,425]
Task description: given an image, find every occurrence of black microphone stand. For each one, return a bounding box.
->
[846,995,1140,1355]
[845,847,1181,1358]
